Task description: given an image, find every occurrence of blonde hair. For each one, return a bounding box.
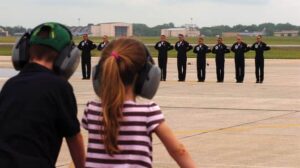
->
[98,38,147,155]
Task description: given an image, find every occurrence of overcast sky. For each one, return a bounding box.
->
[1,0,300,28]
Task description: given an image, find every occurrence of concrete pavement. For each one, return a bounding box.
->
[0,56,299,168]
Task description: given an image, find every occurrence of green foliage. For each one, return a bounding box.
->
[0,45,13,55]
[200,23,300,37]
[0,26,27,36]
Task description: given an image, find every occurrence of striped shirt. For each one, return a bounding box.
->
[82,100,165,168]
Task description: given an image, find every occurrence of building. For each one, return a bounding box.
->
[0,28,9,37]
[161,24,200,37]
[91,22,133,37]
[274,30,299,37]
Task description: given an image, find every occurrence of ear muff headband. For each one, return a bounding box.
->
[12,33,31,70]
[92,44,161,99]
[11,22,81,80]
[134,62,161,99]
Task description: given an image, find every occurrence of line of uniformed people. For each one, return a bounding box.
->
[154,34,270,83]
[78,33,270,83]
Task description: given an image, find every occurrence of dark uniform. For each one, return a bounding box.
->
[212,43,230,82]
[250,42,270,83]
[78,40,96,79]
[193,44,211,82]
[97,41,109,51]
[154,41,174,81]
[175,40,193,81]
[231,42,250,83]
[0,63,80,168]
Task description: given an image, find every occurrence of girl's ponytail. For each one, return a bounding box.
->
[98,38,147,155]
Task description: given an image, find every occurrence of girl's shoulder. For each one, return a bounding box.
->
[85,100,161,112]
[85,100,102,111]
[124,101,161,111]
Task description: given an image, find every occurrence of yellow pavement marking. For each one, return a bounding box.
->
[174,123,300,136]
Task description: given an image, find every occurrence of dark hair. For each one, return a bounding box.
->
[98,38,147,155]
[29,27,58,62]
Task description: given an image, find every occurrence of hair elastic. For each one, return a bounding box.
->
[111,51,120,61]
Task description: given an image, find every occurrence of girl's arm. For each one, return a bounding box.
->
[155,122,197,168]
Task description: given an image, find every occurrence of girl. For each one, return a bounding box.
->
[82,38,196,168]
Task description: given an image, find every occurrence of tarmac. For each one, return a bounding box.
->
[0,56,300,168]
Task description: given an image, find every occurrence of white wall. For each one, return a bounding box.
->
[91,23,133,37]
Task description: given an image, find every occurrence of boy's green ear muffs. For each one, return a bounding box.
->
[92,43,161,100]
[12,22,81,80]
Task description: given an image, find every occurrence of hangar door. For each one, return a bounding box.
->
[115,26,128,37]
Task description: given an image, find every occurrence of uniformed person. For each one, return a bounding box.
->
[78,34,96,79]
[154,35,174,81]
[193,37,211,82]
[212,37,230,82]
[97,35,109,51]
[231,36,250,83]
[250,35,270,83]
[175,34,193,81]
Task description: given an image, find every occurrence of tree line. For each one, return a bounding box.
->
[0,26,27,36]
[1,23,300,37]
[201,23,300,36]
[133,22,300,37]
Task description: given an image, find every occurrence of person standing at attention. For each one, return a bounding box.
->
[78,34,96,80]
[212,37,230,83]
[231,36,250,83]
[97,35,110,51]
[250,35,271,83]
[154,35,174,81]
[193,37,211,82]
[175,34,193,82]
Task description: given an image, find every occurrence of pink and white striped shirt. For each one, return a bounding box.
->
[81,100,165,168]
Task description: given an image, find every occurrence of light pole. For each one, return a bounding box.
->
[78,18,81,27]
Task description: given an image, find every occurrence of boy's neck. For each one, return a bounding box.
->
[31,59,53,70]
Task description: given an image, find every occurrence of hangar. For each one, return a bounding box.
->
[91,22,133,37]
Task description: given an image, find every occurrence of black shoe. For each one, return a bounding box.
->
[256,81,260,83]
[82,77,86,80]
[260,81,263,83]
